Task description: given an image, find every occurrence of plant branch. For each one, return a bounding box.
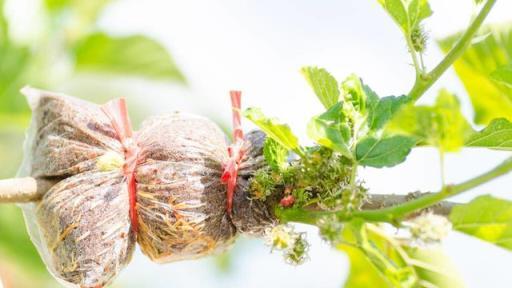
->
[278,156,512,224]
[360,156,512,222]
[362,193,455,216]
[0,177,54,203]
[408,0,497,102]
[277,193,456,225]
[405,35,423,79]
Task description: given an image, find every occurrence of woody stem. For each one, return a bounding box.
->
[0,177,54,203]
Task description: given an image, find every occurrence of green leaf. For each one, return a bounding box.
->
[301,66,340,109]
[438,25,512,125]
[401,246,464,288]
[386,89,473,152]
[244,107,303,157]
[378,0,432,33]
[407,0,432,30]
[340,77,406,134]
[450,195,512,250]
[491,65,512,87]
[74,32,185,82]
[307,103,352,158]
[263,138,289,171]
[342,74,374,114]
[356,135,415,168]
[465,118,512,150]
[378,0,409,32]
[434,90,474,151]
[340,221,464,288]
[367,95,410,131]
[340,242,390,288]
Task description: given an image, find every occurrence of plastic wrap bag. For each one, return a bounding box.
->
[135,113,236,262]
[17,88,263,287]
[16,88,274,287]
[18,89,135,288]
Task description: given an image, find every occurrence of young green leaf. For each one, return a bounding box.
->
[367,95,410,131]
[378,0,408,32]
[401,246,464,288]
[356,135,415,168]
[450,195,512,250]
[438,25,512,124]
[301,66,340,109]
[377,0,432,33]
[74,32,185,82]
[340,242,389,288]
[342,74,372,114]
[362,82,381,112]
[490,65,512,87]
[407,0,432,30]
[385,89,473,152]
[434,90,474,151]
[465,118,512,150]
[307,103,352,158]
[263,138,289,171]
[244,107,304,157]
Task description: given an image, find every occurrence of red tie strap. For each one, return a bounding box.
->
[221,91,247,216]
[101,98,140,234]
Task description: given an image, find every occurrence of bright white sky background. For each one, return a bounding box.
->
[6,1,512,287]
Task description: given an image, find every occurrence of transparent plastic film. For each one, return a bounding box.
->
[18,88,134,288]
[14,88,274,288]
[135,113,236,262]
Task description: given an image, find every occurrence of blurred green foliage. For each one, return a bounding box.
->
[450,195,512,250]
[438,24,512,125]
[386,89,474,152]
[340,221,464,288]
[0,0,184,286]
[74,32,185,82]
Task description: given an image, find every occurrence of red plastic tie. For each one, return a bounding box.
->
[221,91,246,216]
[101,98,140,234]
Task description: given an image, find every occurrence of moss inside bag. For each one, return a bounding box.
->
[15,87,279,288]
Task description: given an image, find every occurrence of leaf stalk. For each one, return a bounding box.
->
[408,0,497,102]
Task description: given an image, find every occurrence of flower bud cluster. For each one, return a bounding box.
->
[266,225,309,265]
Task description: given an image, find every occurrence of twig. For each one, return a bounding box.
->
[358,156,512,222]
[408,0,497,102]
[279,193,456,226]
[278,156,512,224]
[0,177,54,203]
[362,193,455,217]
